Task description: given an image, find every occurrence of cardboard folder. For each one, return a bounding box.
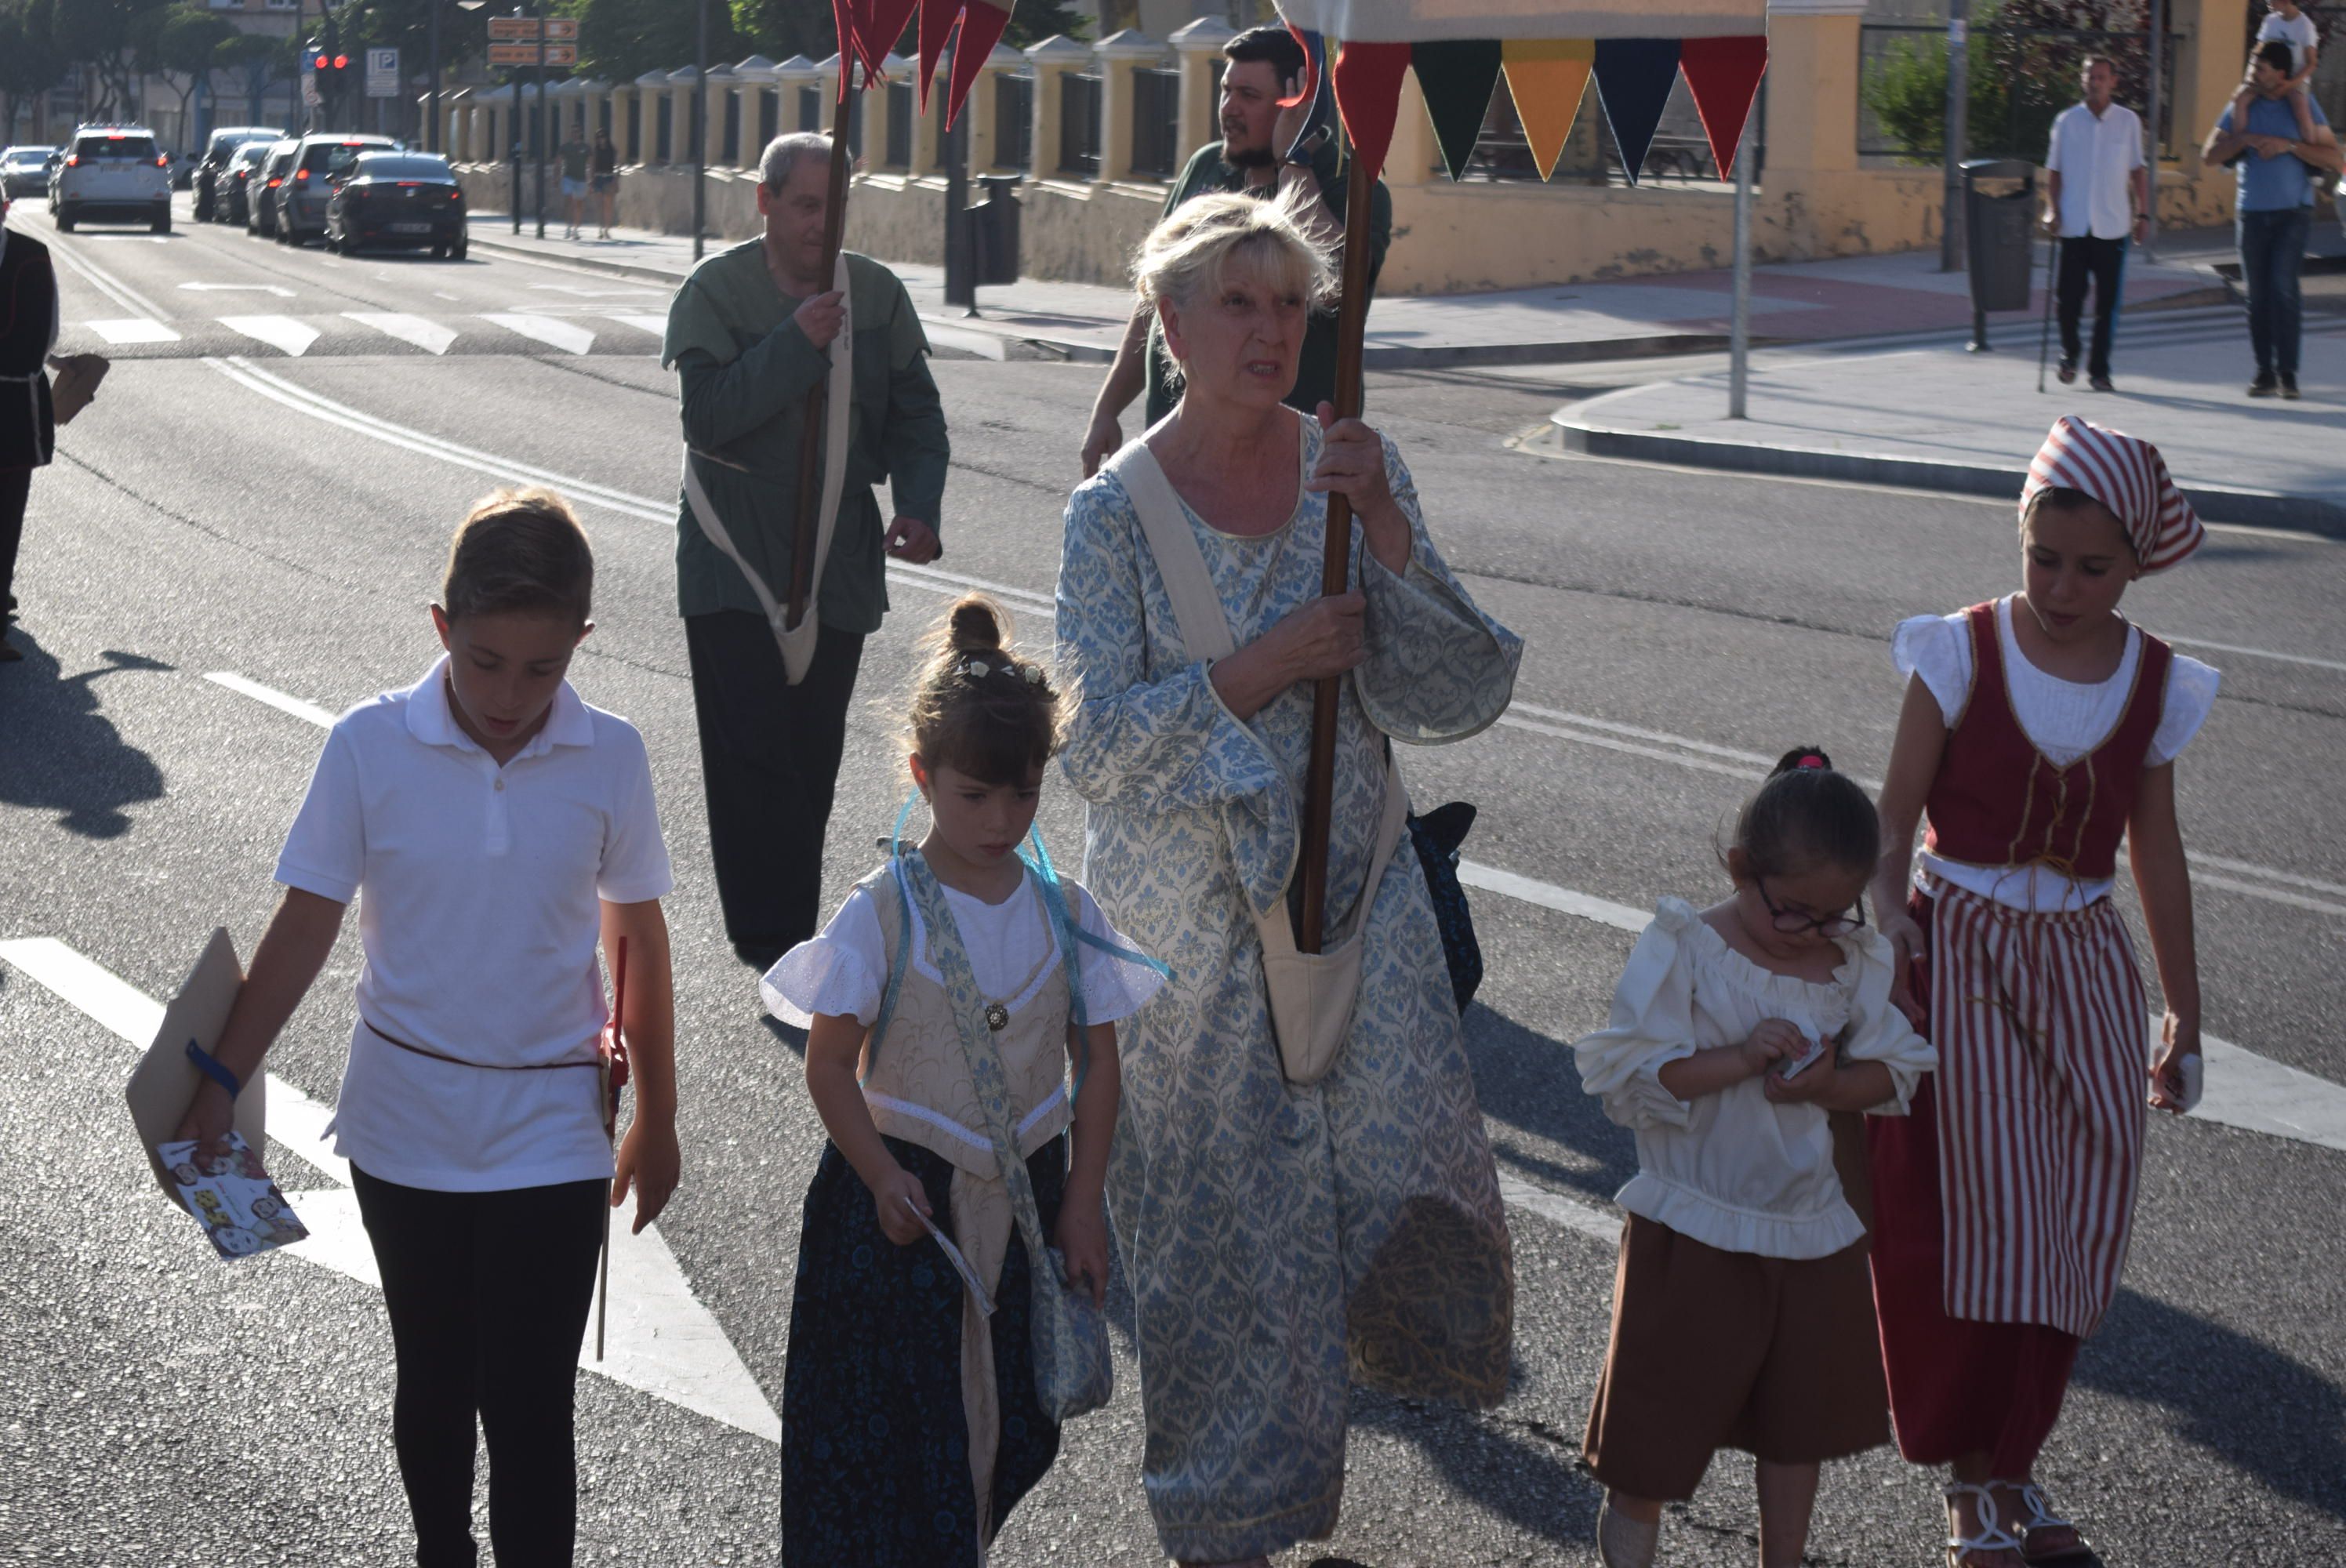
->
[125,927,267,1212]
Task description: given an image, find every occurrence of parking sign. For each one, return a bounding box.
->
[366,47,399,99]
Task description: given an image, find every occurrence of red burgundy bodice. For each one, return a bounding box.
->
[1922,601,2172,882]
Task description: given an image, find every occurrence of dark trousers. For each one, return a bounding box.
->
[0,466,28,615]
[2055,234,2126,379]
[685,610,866,968]
[2238,206,2312,376]
[351,1166,608,1568]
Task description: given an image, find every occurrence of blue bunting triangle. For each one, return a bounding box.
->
[1592,38,1681,186]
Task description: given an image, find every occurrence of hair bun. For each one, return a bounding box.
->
[1772,746,1834,775]
[947,595,1006,654]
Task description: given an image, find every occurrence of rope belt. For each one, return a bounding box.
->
[364,1018,598,1072]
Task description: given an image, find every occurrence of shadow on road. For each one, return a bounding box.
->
[0,636,170,838]
[1459,1004,1638,1210]
[2079,1286,2346,1526]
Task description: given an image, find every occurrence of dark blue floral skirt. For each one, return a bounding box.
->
[780,1134,1066,1566]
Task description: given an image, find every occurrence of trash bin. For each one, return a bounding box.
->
[970,174,1022,286]
[1961,158,2036,350]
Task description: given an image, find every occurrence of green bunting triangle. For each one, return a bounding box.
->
[1412,39,1505,183]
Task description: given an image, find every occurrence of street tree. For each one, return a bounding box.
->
[0,0,67,142]
[51,0,174,121]
[143,3,235,142]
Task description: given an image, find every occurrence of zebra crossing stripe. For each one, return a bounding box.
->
[85,318,182,344]
[480,313,597,355]
[342,312,459,355]
[217,315,320,357]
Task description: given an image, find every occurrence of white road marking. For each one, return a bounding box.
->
[188,358,2337,928]
[218,314,321,357]
[182,281,294,297]
[1495,1173,1622,1245]
[479,312,597,355]
[1458,860,1647,933]
[0,937,780,1442]
[83,317,183,344]
[342,311,459,355]
[40,232,170,316]
[605,313,670,336]
[204,670,339,728]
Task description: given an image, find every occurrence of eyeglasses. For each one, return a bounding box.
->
[1755,876,1867,938]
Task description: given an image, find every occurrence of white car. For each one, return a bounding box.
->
[50,125,172,233]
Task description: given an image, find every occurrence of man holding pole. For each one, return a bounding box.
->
[2042,56,2148,393]
[663,132,948,975]
[1079,24,1392,477]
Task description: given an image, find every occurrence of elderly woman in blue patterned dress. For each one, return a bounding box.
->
[1054,190,1523,1568]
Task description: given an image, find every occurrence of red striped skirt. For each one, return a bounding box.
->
[1921,883,2147,1336]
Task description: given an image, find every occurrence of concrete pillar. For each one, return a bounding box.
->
[702,65,733,167]
[1169,16,1232,167]
[1094,30,1164,182]
[734,58,779,169]
[965,45,1024,171]
[1026,34,1090,178]
[778,56,819,140]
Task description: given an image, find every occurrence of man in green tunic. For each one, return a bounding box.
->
[663,132,949,974]
[1078,25,1393,477]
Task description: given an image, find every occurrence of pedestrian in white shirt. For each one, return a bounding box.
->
[176,488,681,1568]
[2042,57,2148,392]
[1574,751,1932,1568]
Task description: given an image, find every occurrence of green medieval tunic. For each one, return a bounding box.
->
[662,241,948,634]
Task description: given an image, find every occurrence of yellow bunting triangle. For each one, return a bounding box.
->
[1502,39,1594,181]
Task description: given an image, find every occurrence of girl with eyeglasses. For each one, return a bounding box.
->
[1573,748,1934,1568]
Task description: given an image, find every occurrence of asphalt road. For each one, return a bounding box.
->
[4,193,2343,1566]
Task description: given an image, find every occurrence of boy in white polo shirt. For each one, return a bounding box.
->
[178,488,679,1568]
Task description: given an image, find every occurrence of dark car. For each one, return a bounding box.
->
[276,132,399,246]
[2,146,57,198]
[193,125,281,220]
[214,140,274,227]
[246,139,299,238]
[325,152,468,259]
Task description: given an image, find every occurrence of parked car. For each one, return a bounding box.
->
[325,151,468,259]
[49,125,172,233]
[216,140,274,227]
[276,132,400,246]
[245,139,300,238]
[193,125,282,221]
[0,146,56,199]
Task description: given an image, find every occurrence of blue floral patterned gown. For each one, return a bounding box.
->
[1055,416,1522,1562]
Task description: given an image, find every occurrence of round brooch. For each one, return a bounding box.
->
[984,1002,1010,1033]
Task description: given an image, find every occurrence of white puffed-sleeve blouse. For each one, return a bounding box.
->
[1573,898,1935,1261]
[1896,595,2221,911]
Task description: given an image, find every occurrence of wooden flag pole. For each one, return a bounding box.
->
[1296,149,1378,954]
[786,107,858,629]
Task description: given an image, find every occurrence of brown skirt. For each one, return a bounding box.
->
[1582,1212,1890,1501]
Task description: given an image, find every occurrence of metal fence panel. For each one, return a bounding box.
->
[995,73,1033,171]
[1132,66,1180,178]
[1059,71,1100,176]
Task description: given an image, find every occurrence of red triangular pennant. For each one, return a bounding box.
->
[916,0,957,113]
[864,0,921,72]
[1678,35,1768,176]
[831,0,863,100]
[945,2,1012,130]
[1330,39,1411,176]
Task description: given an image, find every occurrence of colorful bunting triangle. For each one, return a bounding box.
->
[1412,40,1503,182]
[1498,39,1591,182]
[832,0,864,100]
[916,0,957,112]
[863,0,921,73]
[1280,26,1336,164]
[1591,38,1680,186]
[1677,35,1768,177]
[944,1,1012,130]
[1330,39,1414,180]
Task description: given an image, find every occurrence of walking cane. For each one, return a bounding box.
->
[596,935,630,1361]
[2036,228,2058,394]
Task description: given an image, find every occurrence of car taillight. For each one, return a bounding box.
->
[296,169,309,181]
[65,154,79,166]
[155,154,168,167]
[267,176,281,187]
[449,188,464,203]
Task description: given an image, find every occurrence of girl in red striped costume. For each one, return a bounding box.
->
[1866,416,2215,1568]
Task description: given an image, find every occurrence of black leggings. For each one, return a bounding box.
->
[351,1166,608,1568]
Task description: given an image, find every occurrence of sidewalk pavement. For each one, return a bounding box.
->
[461,212,2238,369]
[1548,276,2346,532]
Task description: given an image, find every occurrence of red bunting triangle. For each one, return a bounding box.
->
[865,0,921,72]
[945,1,1012,131]
[831,0,863,100]
[1330,38,1412,176]
[1678,35,1768,176]
[916,0,957,113]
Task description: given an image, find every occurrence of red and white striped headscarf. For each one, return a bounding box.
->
[2020,416,2204,574]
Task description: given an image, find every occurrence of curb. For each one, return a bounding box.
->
[463,229,693,288]
[1546,411,2346,535]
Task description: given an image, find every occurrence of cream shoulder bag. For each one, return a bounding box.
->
[1105,437,1408,1085]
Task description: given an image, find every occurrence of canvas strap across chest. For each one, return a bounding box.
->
[680,252,852,686]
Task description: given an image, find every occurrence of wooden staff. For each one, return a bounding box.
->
[596,935,628,1362]
[1295,150,1378,954]
[786,105,858,630]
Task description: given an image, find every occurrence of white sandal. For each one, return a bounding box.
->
[1944,1482,2025,1567]
[1596,1497,1659,1568]
[1992,1479,2093,1563]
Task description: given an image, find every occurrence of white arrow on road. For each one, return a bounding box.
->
[0,935,782,1443]
[181,282,296,298]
